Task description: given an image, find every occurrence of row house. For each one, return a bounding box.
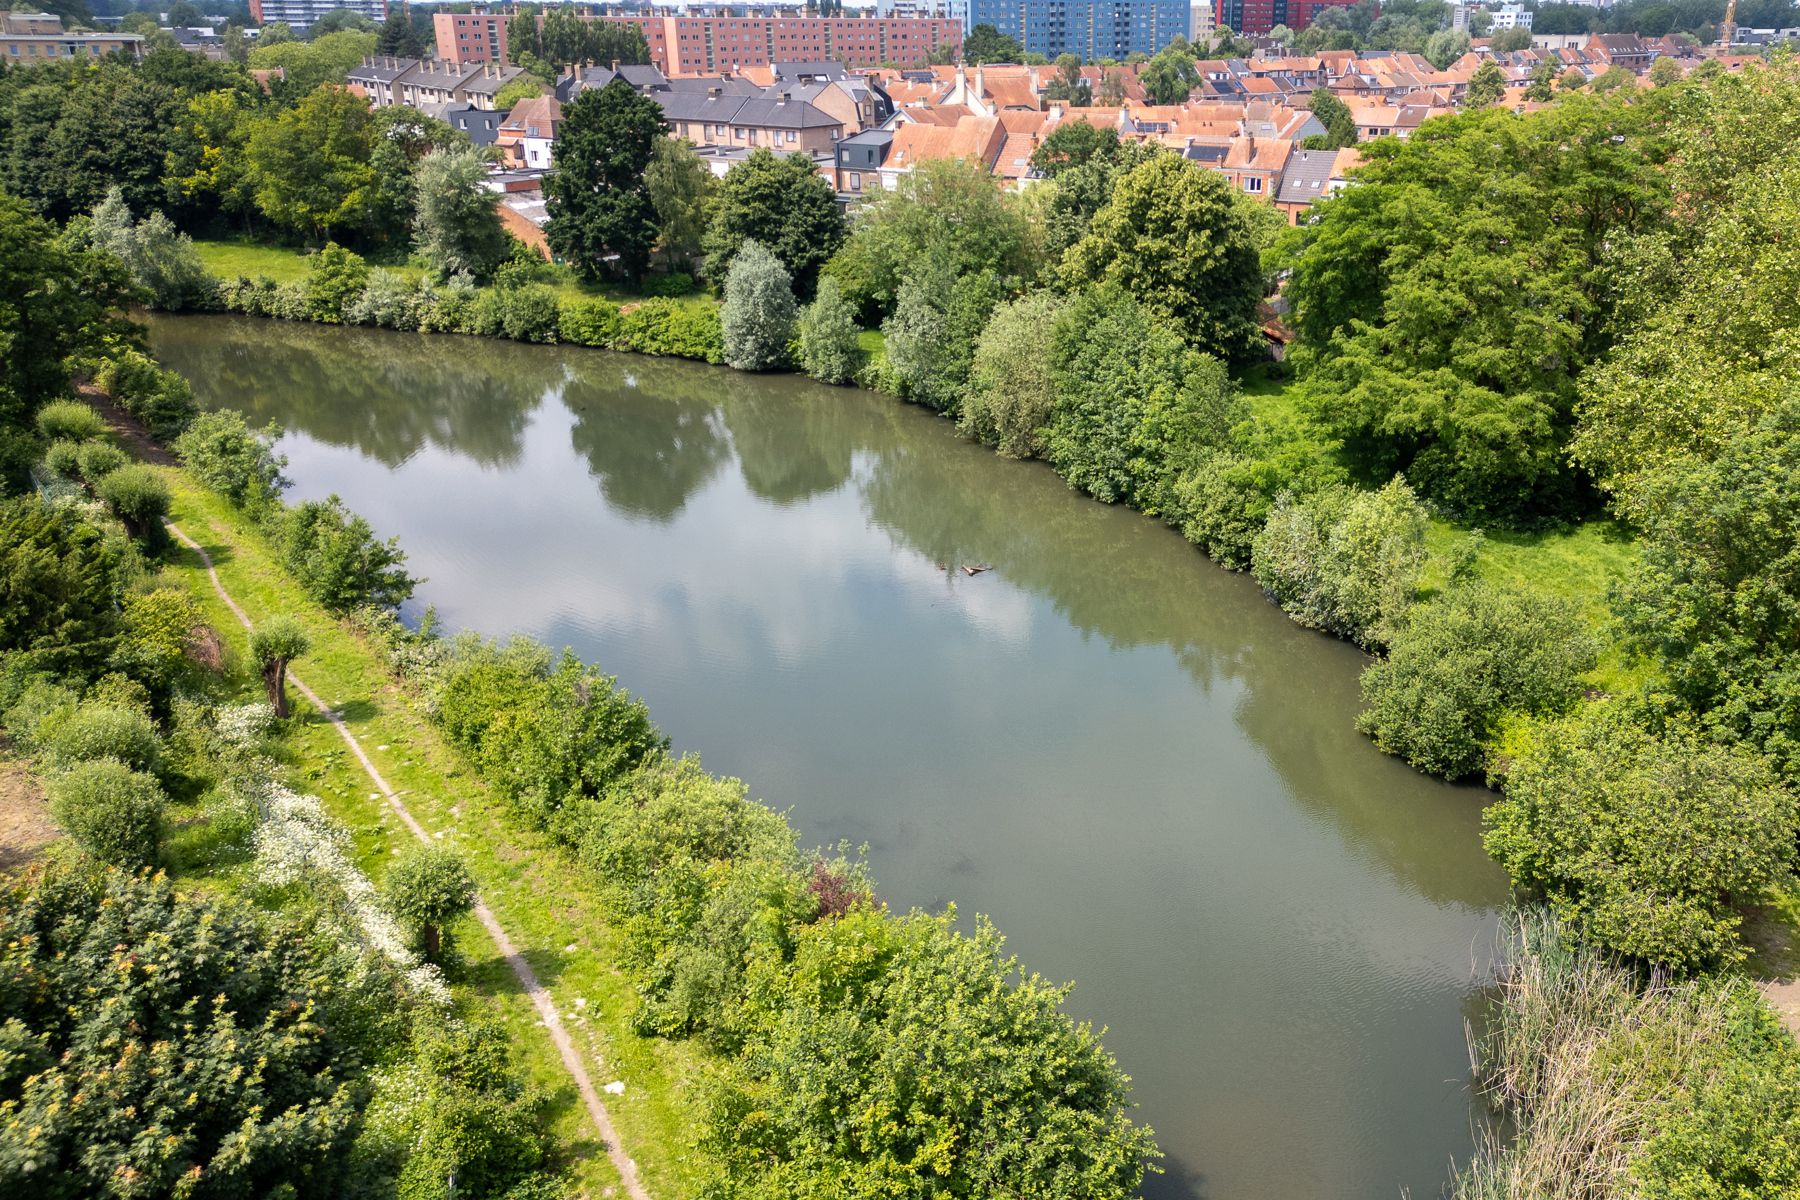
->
[657,90,847,156]
[348,57,526,111]
[1,11,142,61]
[496,96,561,169]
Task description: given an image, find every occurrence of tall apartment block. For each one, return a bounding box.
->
[251,0,385,28]
[1214,0,1357,35]
[434,7,962,72]
[964,0,1188,61]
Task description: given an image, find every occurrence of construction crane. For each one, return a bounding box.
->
[1719,0,1737,48]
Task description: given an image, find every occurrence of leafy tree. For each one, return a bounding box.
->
[1590,65,1636,93]
[1524,57,1557,101]
[492,75,549,110]
[0,498,124,675]
[1030,122,1119,177]
[645,136,715,272]
[960,290,1068,459]
[963,22,1022,62]
[703,149,845,296]
[1489,26,1534,51]
[1045,287,1241,512]
[250,615,310,719]
[413,146,510,283]
[1251,478,1429,649]
[48,758,166,866]
[721,240,796,372]
[1095,66,1126,106]
[1285,99,1669,522]
[376,8,426,56]
[1140,35,1200,103]
[1466,60,1507,106]
[1062,152,1265,363]
[1309,88,1359,148]
[265,494,416,612]
[509,4,649,68]
[249,28,377,94]
[396,1017,551,1197]
[0,868,364,1195]
[94,465,171,550]
[1559,67,1589,90]
[882,260,1000,413]
[1648,54,1683,86]
[825,156,1033,318]
[1485,705,1800,971]
[164,88,259,227]
[86,187,211,310]
[307,8,374,36]
[796,277,861,385]
[1357,583,1597,778]
[1425,28,1471,68]
[1043,53,1089,104]
[302,241,369,322]
[245,85,381,241]
[385,846,475,960]
[545,78,663,282]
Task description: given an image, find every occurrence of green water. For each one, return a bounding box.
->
[151,314,1507,1200]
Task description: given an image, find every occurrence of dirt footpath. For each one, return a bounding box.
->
[0,754,56,874]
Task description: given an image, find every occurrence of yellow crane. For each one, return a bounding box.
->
[1719,0,1738,47]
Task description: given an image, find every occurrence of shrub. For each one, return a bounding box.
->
[1484,706,1800,971]
[795,276,861,386]
[558,297,624,348]
[393,1018,549,1200]
[0,497,125,675]
[74,441,126,483]
[44,701,162,775]
[961,290,1067,459]
[93,350,196,439]
[619,298,724,362]
[384,846,475,959]
[116,587,209,695]
[882,263,999,413]
[497,284,560,343]
[419,274,478,333]
[1357,584,1597,778]
[35,400,105,442]
[1251,479,1428,648]
[95,464,171,547]
[721,239,796,371]
[48,758,165,865]
[250,615,310,718]
[642,271,694,297]
[303,243,370,324]
[265,495,416,613]
[41,439,81,477]
[345,269,424,330]
[173,409,287,508]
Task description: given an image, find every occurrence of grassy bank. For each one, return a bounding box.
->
[156,472,709,1198]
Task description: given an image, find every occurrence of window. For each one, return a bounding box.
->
[786,129,796,142]
[1245,176,1263,193]
[851,171,862,189]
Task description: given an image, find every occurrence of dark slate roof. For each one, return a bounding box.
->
[349,55,419,85]
[656,90,839,130]
[1275,147,1338,204]
[435,102,507,147]
[660,74,764,95]
[772,59,848,80]
[1180,143,1229,165]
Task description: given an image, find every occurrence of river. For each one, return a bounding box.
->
[149,313,1507,1200]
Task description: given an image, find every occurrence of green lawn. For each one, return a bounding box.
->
[158,475,708,1200]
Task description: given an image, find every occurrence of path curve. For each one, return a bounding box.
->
[165,518,649,1200]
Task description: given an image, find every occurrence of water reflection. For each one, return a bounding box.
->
[148,315,1504,1200]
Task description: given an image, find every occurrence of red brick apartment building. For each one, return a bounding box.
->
[433,7,960,73]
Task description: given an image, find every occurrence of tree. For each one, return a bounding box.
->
[0,869,363,1195]
[1558,67,1588,90]
[1466,59,1507,106]
[1485,705,1800,972]
[721,240,796,371]
[1062,152,1266,363]
[963,22,1022,62]
[645,136,715,272]
[48,758,165,866]
[1096,67,1126,106]
[544,78,663,281]
[376,8,425,56]
[0,498,123,675]
[1489,26,1534,51]
[251,615,310,719]
[413,146,510,282]
[1591,64,1636,93]
[492,75,549,110]
[1308,88,1359,148]
[303,242,370,322]
[95,465,173,549]
[245,85,381,241]
[1648,54,1683,86]
[1357,583,1597,778]
[1043,52,1089,104]
[86,187,211,310]
[1524,57,1557,101]
[1140,35,1200,103]
[175,412,288,509]
[265,495,416,612]
[882,260,1000,413]
[165,88,258,226]
[249,28,378,93]
[385,846,476,960]
[796,277,861,385]
[960,290,1069,459]
[702,149,845,296]
[1425,28,1470,69]
[308,7,374,35]
[1030,122,1118,177]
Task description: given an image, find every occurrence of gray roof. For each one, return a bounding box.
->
[1275,147,1338,205]
[460,65,525,97]
[660,74,764,95]
[771,60,848,80]
[556,62,671,101]
[350,55,418,85]
[656,91,840,130]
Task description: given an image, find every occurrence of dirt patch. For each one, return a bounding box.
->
[78,382,177,466]
[0,754,57,874]
[1745,906,1800,1039]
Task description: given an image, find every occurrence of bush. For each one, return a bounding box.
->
[41,439,81,477]
[95,464,172,547]
[619,298,724,362]
[345,269,424,330]
[0,497,125,675]
[48,758,165,865]
[265,495,416,613]
[795,276,861,386]
[1484,706,1800,971]
[558,297,624,348]
[497,284,560,343]
[881,263,999,413]
[721,239,796,371]
[642,271,694,297]
[304,243,370,324]
[74,441,126,483]
[44,701,162,775]
[117,588,209,695]
[173,409,287,508]
[1251,478,1428,648]
[35,400,105,442]
[93,350,196,439]
[393,1018,549,1200]
[1357,584,1597,778]
[961,290,1068,459]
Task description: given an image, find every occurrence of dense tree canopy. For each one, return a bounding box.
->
[545,78,664,281]
[962,22,1022,63]
[702,149,845,296]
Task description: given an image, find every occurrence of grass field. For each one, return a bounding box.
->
[158,475,708,1199]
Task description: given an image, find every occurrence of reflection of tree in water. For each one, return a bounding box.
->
[858,408,1501,910]
[146,315,554,469]
[715,373,857,505]
[560,351,730,522]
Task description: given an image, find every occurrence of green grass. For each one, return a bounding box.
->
[158,475,708,1200]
